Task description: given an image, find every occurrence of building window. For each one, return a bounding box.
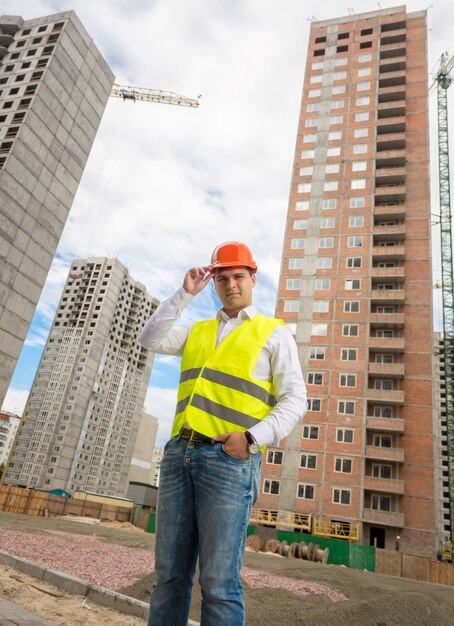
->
[330,115,343,125]
[293,219,308,229]
[307,399,322,411]
[328,131,342,141]
[301,149,315,159]
[352,161,367,172]
[296,200,309,211]
[353,144,368,155]
[284,300,299,312]
[372,463,392,479]
[300,166,314,176]
[310,347,325,360]
[315,278,330,290]
[303,425,319,439]
[331,100,345,109]
[333,488,351,505]
[371,494,391,511]
[342,324,358,336]
[375,379,393,390]
[307,102,321,112]
[354,128,369,139]
[297,484,315,500]
[311,61,324,70]
[344,301,360,312]
[374,405,394,418]
[310,75,323,84]
[313,49,325,57]
[311,323,327,337]
[315,35,327,43]
[360,41,373,49]
[324,181,338,192]
[348,236,363,248]
[289,258,304,269]
[336,428,354,443]
[341,348,357,361]
[339,374,356,387]
[357,81,371,91]
[351,180,366,191]
[338,400,355,415]
[313,300,329,312]
[263,479,280,495]
[320,217,335,229]
[359,53,372,63]
[305,118,318,128]
[300,453,317,469]
[266,450,283,465]
[308,89,321,98]
[298,182,312,193]
[322,199,337,209]
[350,197,365,208]
[291,238,305,250]
[317,257,333,269]
[356,96,370,106]
[332,85,346,94]
[286,279,302,290]
[335,458,352,473]
[308,372,323,385]
[334,71,347,81]
[325,164,340,175]
[319,237,334,249]
[349,216,364,227]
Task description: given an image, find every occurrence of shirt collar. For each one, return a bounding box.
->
[216,304,257,322]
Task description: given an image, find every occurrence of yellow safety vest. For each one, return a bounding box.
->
[171,314,284,439]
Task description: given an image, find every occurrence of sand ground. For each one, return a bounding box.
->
[1,512,454,625]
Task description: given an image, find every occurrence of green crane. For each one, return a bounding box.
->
[435,51,454,543]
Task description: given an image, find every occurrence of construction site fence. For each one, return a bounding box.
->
[0,485,133,523]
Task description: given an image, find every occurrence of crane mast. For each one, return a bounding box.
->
[436,51,454,543]
[110,84,200,108]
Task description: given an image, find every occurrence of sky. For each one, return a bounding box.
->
[2,0,454,445]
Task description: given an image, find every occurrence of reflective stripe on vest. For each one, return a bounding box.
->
[171,314,284,439]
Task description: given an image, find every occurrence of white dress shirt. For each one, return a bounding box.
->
[139,287,307,448]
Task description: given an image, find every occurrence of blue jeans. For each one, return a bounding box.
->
[148,436,261,626]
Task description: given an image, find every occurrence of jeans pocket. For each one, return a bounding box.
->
[217,442,251,464]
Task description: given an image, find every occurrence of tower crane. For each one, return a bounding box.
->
[110,84,200,108]
[434,51,454,543]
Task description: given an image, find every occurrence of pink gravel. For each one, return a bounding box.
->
[241,567,347,602]
[0,528,154,590]
[0,529,346,602]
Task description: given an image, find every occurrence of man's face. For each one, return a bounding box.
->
[213,267,256,314]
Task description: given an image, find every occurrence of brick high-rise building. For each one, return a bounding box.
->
[4,258,159,497]
[0,12,114,409]
[256,6,438,556]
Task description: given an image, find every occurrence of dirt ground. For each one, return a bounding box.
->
[1,512,454,625]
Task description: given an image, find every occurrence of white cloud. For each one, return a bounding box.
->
[1,388,29,416]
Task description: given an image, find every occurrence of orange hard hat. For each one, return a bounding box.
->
[210,241,258,273]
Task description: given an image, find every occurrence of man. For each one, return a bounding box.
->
[139,241,307,626]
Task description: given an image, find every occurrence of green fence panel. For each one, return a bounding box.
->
[147,511,156,533]
[247,525,256,537]
[349,542,375,572]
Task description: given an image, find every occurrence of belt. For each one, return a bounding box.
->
[179,428,212,444]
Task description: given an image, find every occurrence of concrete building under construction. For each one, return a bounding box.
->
[255,5,438,556]
[0,11,114,409]
[4,258,159,497]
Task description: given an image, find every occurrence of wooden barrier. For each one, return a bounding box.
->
[402,554,431,582]
[375,548,402,577]
[0,485,133,523]
[431,560,454,587]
